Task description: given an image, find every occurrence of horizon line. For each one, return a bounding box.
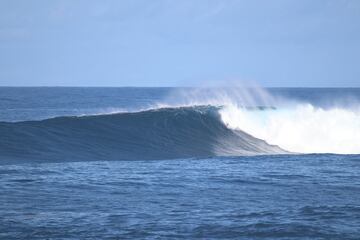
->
[0,86,359,89]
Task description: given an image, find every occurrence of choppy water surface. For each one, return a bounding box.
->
[1,154,360,239]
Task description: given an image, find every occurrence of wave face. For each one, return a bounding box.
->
[0,106,285,163]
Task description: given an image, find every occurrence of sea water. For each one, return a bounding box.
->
[0,87,359,239]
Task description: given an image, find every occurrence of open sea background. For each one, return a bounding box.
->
[0,87,360,239]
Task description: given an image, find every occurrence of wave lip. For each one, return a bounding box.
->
[0,106,285,163]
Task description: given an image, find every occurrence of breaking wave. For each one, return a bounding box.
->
[161,87,360,154]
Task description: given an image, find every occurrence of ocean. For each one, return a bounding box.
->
[0,87,359,239]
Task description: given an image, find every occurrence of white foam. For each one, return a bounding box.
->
[219,104,360,154]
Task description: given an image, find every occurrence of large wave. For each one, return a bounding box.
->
[0,106,285,163]
[1,87,359,163]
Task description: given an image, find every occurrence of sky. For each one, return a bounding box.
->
[0,0,359,87]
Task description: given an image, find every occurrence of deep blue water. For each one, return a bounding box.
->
[0,87,359,239]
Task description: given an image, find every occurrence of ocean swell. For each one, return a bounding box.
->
[0,106,285,164]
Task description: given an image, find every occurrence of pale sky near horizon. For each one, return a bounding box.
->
[0,0,359,87]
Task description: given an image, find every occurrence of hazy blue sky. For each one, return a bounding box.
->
[1,0,359,87]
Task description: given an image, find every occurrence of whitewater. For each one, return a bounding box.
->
[220,104,360,154]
